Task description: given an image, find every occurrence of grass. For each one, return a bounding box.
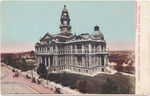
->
[26,60,35,66]
[53,71,135,94]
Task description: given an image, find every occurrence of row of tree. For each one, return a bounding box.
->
[3,56,34,71]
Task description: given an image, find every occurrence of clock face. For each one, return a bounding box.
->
[63,21,67,25]
[63,13,67,15]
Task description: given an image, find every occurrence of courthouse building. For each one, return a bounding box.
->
[35,5,110,75]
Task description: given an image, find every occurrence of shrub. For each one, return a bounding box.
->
[76,80,87,93]
[102,78,118,94]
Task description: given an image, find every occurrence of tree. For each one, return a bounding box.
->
[102,78,118,94]
[115,59,124,72]
[126,60,134,73]
[37,63,47,79]
[15,57,27,71]
[3,56,14,66]
[60,72,70,86]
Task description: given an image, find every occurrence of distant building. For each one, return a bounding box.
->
[109,54,129,64]
[1,50,35,62]
[35,5,109,75]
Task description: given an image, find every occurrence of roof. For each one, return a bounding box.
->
[90,30,104,39]
[62,5,68,13]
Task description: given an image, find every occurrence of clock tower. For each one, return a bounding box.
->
[59,5,72,35]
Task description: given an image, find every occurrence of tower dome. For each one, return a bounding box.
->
[62,5,68,13]
[90,26,104,39]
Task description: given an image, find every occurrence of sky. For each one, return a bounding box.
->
[1,1,136,53]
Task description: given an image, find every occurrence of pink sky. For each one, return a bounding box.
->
[1,41,135,53]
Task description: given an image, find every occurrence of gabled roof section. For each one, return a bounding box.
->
[40,32,54,41]
[75,35,84,40]
[35,42,42,46]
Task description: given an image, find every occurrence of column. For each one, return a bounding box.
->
[107,54,109,66]
[105,55,107,66]
[45,56,47,66]
[82,44,84,53]
[94,45,95,53]
[56,45,58,53]
[82,56,85,67]
[48,56,50,66]
[75,56,77,66]
[41,56,42,63]
[89,56,91,67]
[99,45,101,52]
[75,45,77,53]
[65,56,66,64]
[52,46,53,53]
[55,56,58,66]
[97,56,98,65]
[99,56,101,65]
[71,45,72,53]
[88,44,91,54]
[71,56,73,65]
[94,56,96,66]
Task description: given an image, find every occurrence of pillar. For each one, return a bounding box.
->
[75,56,77,66]
[75,45,77,53]
[94,45,95,53]
[107,54,109,66]
[45,56,47,66]
[99,56,101,65]
[88,44,91,54]
[82,44,84,53]
[70,56,72,65]
[89,56,91,67]
[71,45,72,53]
[82,56,85,67]
[40,56,42,63]
[48,56,50,66]
[56,45,58,53]
[52,46,53,53]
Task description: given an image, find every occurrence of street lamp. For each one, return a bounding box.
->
[46,67,50,85]
[47,72,51,85]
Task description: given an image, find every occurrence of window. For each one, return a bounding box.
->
[54,68,56,71]
[86,70,88,73]
[102,68,104,72]
[79,69,81,72]
[73,68,75,71]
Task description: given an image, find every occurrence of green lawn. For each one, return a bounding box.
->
[26,60,35,66]
[52,71,135,94]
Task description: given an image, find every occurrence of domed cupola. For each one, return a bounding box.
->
[90,25,104,40]
[62,5,68,13]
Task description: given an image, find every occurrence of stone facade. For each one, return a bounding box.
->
[35,5,109,75]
